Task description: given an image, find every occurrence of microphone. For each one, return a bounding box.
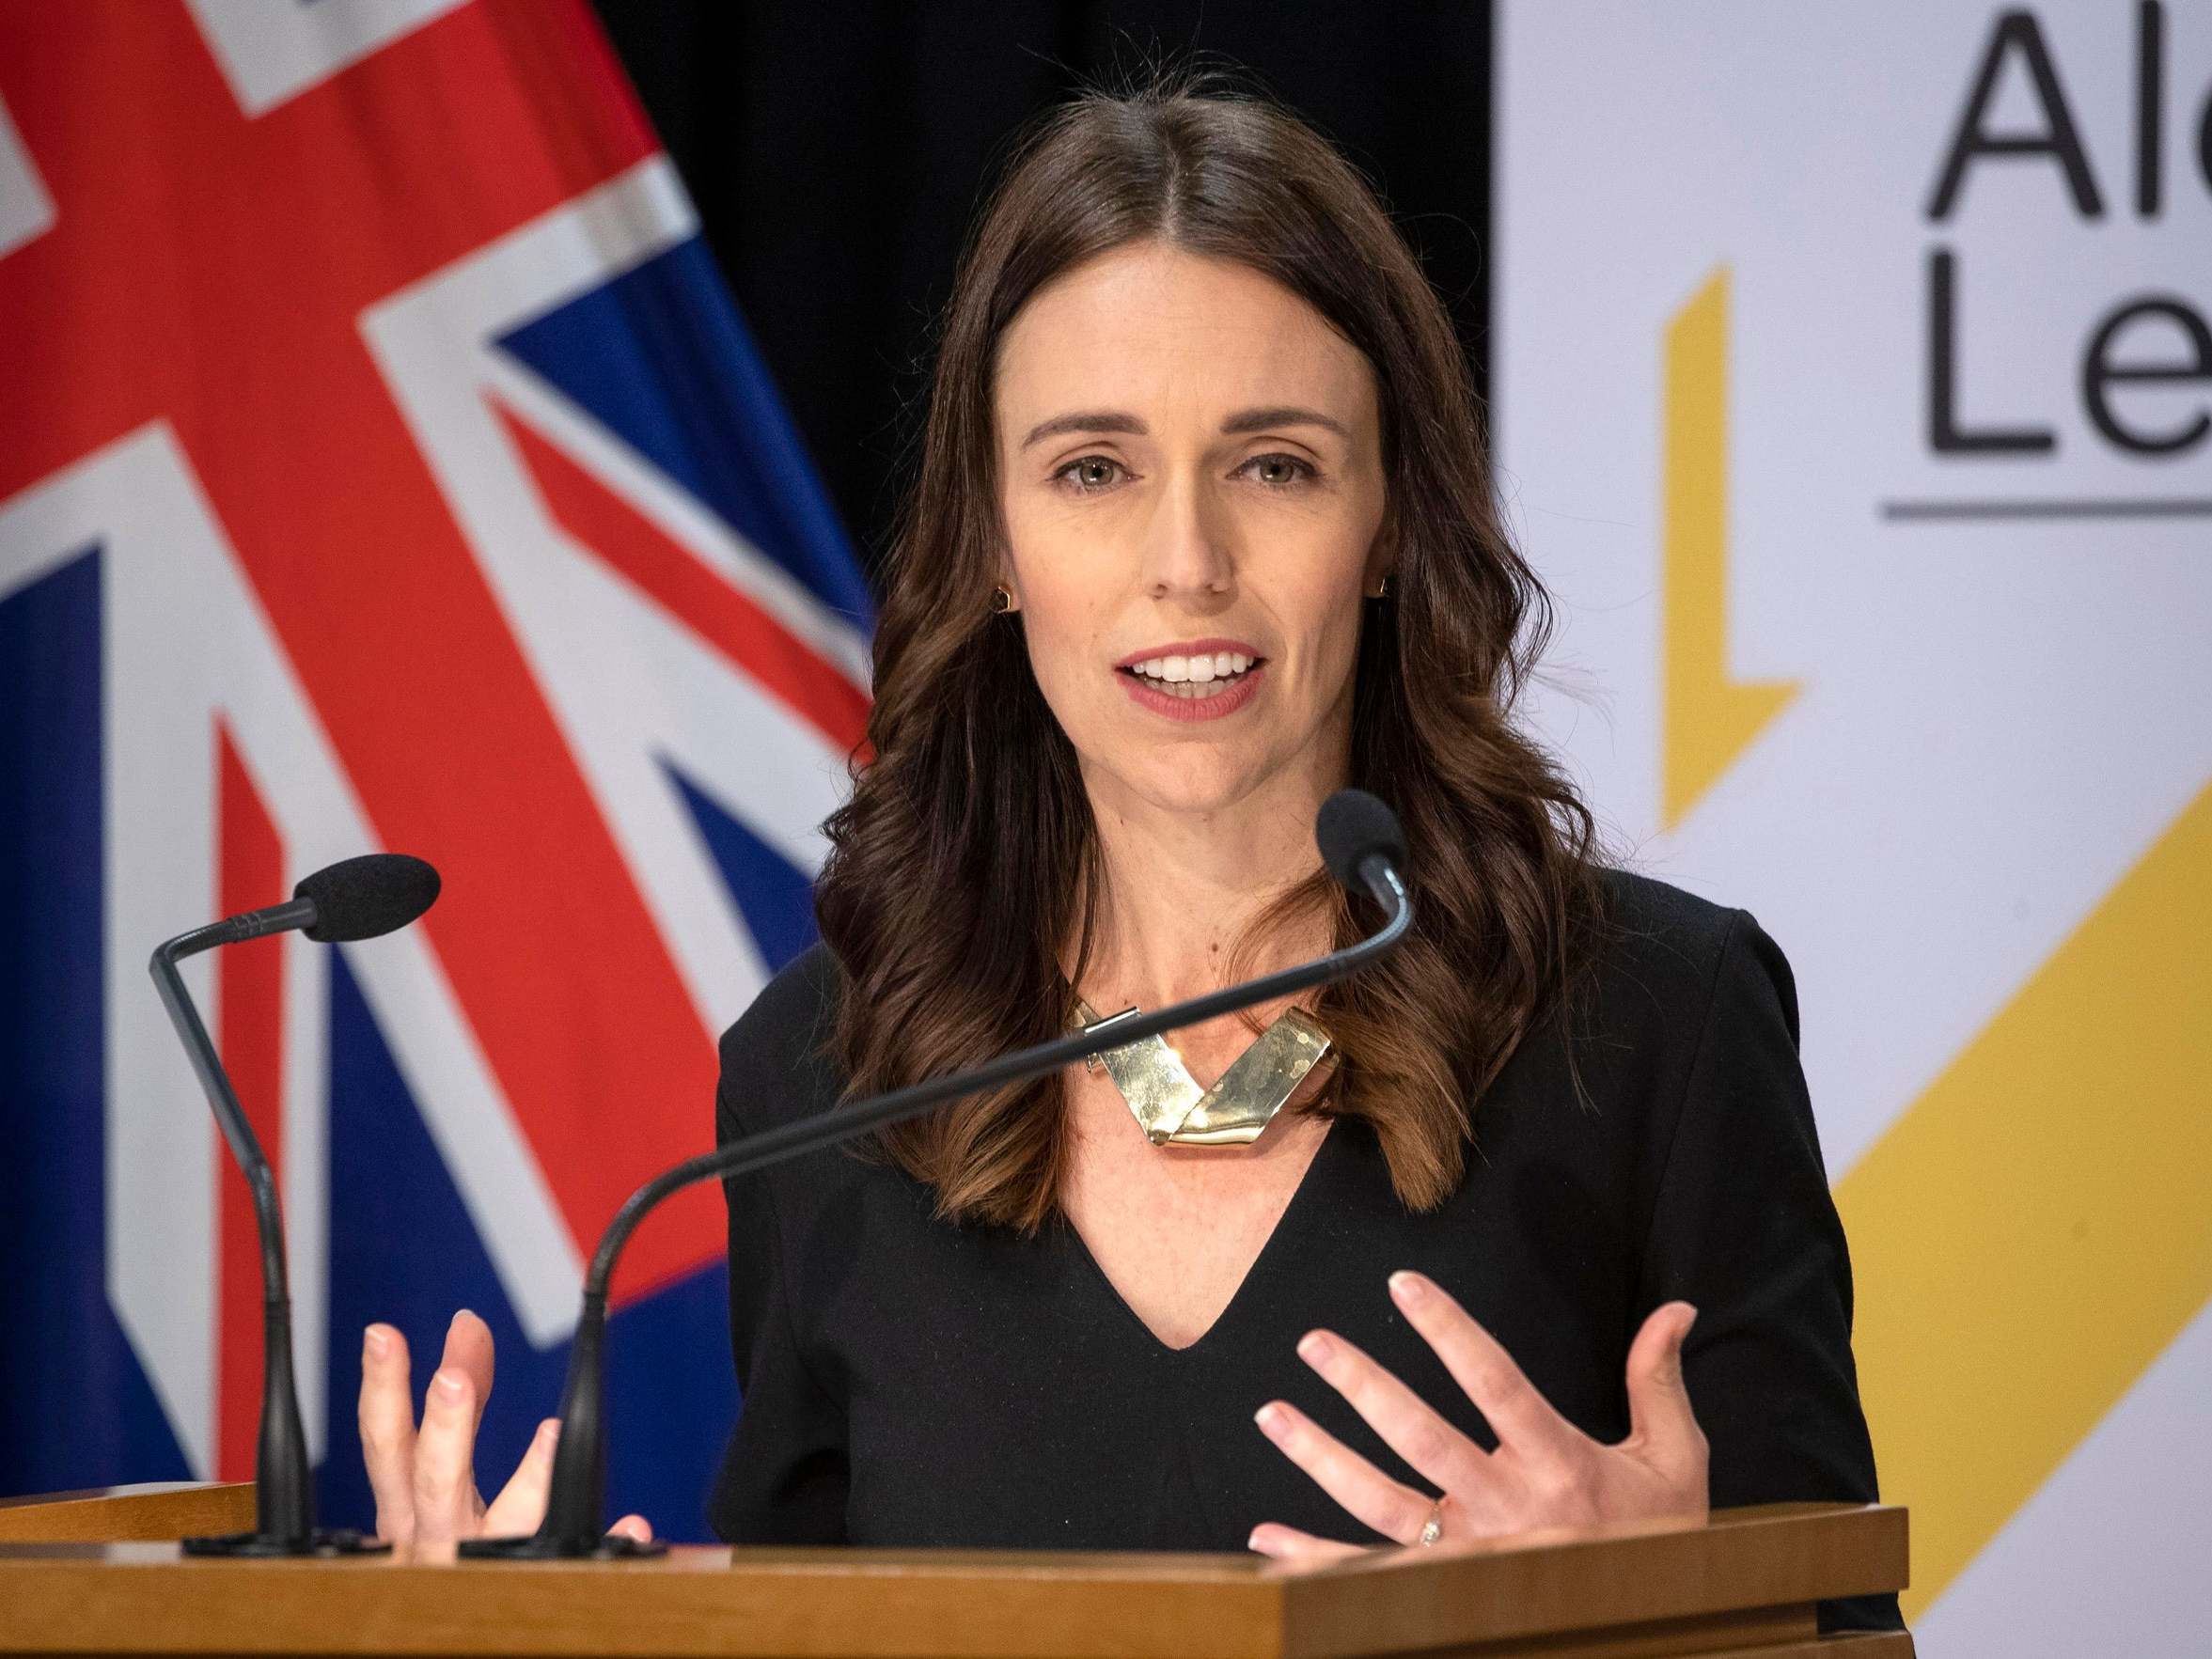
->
[148,853,441,1557]
[1317,787,1407,898]
[461,790,1414,1559]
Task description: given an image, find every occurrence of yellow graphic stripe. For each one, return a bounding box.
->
[1838,780,2212,1618]
[1661,268,1798,829]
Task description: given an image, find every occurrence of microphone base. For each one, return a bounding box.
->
[182,1527,390,1557]
[459,1530,667,1560]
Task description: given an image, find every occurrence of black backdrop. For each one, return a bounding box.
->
[588,2,1496,593]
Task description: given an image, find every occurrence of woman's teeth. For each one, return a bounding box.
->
[1125,651,1257,697]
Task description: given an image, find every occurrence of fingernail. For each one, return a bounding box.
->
[535,1418,558,1448]
[1296,1332,1333,1368]
[364,1325,390,1359]
[1681,1304,1699,1336]
[1255,1403,1291,1442]
[1247,1527,1267,1553]
[1389,1270,1425,1304]
[432,1369,466,1401]
[448,1307,476,1331]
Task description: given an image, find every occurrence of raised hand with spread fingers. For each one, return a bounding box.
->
[1248,1272,1707,1559]
[356,1309,653,1554]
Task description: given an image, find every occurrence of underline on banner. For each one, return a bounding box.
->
[1878,497,2212,522]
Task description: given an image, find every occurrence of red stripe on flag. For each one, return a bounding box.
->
[495,401,872,759]
[215,720,286,1484]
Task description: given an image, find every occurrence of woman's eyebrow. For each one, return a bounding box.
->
[1219,405,1347,439]
[1021,410,1145,449]
[1020,405,1348,449]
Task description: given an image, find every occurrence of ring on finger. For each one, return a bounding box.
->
[1415,1497,1444,1547]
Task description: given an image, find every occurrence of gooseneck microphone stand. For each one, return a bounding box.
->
[463,790,1414,1558]
[149,853,440,1556]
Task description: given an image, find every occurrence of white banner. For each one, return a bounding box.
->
[1497,4,2212,1651]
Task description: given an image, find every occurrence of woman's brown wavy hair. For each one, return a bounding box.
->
[813,60,1612,1234]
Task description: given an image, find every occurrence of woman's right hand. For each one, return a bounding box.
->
[358,1309,652,1552]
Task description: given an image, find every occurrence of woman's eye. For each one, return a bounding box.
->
[1056,456,1126,493]
[1243,453,1316,488]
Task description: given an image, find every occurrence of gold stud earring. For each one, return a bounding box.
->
[990,584,1014,614]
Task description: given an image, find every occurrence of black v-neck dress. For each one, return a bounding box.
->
[705,869,1904,1635]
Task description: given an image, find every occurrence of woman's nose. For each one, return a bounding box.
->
[1138,472,1234,599]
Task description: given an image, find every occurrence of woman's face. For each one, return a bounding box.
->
[994,241,1390,820]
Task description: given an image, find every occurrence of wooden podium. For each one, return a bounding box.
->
[0,1485,1909,1658]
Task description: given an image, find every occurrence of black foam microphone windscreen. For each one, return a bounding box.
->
[1316,789,1406,892]
[293,853,441,943]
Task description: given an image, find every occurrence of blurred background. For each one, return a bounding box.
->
[1,4,2204,1654]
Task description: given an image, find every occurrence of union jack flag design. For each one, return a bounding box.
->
[0,0,872,1533]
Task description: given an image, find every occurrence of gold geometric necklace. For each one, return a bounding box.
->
[1068,994,1334,1147]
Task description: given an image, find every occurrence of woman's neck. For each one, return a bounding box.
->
[1073,763,1345,1013]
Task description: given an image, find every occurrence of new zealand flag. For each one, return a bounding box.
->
[0,0,871,1536]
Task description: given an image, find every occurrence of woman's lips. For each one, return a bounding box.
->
[1115,661,1267,722]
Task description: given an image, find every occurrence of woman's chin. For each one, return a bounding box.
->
[1114,761,1272,820]
[1076,725,1309,821]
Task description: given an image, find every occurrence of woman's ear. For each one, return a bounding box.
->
[1365,510,1399,596]
[988,544,1021,614]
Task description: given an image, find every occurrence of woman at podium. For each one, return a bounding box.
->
[356,66,1902,1636]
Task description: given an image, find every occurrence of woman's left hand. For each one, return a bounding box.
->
[1248,1271,1707,1560]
